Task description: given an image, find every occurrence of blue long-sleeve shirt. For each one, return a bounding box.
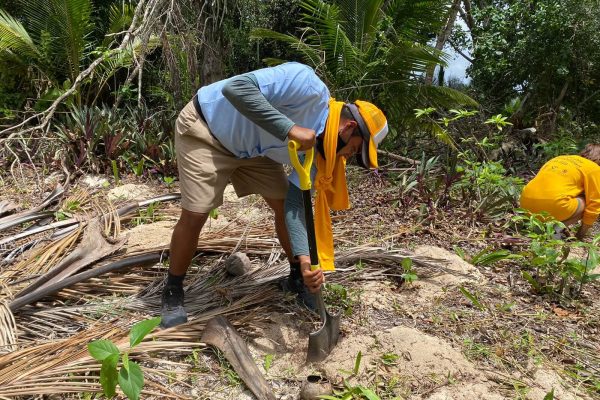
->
[197,62,329,257]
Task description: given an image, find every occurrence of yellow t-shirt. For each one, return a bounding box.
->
[520,155,600,225]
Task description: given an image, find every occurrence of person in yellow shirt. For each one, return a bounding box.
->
[520,144,600,240]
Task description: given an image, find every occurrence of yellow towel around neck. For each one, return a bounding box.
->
[314,99,350,271]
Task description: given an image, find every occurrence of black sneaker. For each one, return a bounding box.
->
[160,284,188,328]
[279,262,317,311]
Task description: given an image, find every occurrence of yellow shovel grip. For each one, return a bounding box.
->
[288,140,314,191]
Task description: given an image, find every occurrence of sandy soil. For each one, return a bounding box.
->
[3,179,594,400]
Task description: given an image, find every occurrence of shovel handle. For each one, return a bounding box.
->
[288,142,330,333]
[288,140,320,270]
[288,140,314,191]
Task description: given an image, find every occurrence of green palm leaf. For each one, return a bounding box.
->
[386,0,452,41]
[0,8,40,61]
[21,0,93,83]
[253,0,476,120]
[103,2,135,47]
[250,28,323,70]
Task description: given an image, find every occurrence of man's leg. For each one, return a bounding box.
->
[161,209,208,328]
[262,196,294,262]
[167,99,234,327]
[169,209,209,274]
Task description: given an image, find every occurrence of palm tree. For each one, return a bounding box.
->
[252,0,476,125]
[0,0,142,108]
[0,0,93,88]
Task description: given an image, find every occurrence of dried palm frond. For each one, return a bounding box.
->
[0,226,81,287]
[0,301,16,354]
[0,185,64,227]
[0,193,181,253]
[17,219,126,298]
[0,186,452,399]
[0,294,268,398]
[0,200,18,218]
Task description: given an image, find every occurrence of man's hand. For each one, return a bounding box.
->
[576,223,592,241]
[288,125,316,151]
[298,255,324,293]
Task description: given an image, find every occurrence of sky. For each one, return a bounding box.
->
[444,46,472,83]
[440,19,472,84]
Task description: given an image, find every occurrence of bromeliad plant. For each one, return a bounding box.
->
[88,317,161,400]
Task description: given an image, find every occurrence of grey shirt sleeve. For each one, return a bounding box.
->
[284,183,309,257]
[221,72,295,141]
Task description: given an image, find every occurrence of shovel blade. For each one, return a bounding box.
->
[306,311,341,362]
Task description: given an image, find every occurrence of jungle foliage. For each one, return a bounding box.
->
[0,0,598,194]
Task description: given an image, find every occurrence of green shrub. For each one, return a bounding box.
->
[511,210,600,301]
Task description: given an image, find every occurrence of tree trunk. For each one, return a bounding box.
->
[425,0,461,85]
[201,39,226,85]
[554,80,570,111]
[547,81,570,134]
[459,0,476,45]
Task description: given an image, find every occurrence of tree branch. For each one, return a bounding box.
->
[448,39,473,63]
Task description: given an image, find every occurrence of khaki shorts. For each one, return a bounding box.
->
[175,101,288,213]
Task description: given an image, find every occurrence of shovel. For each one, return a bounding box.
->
[288,140,341,363]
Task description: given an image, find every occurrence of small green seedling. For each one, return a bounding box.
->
[380,352,399,366]
[319,380,381,400]
[163,176,176,188]
[263,354,274,373]
[88,317,161,400]
[459,286,485,311]
[353,351,362,375]
[111,159,120,186]
[484,114,513,130]
[401,258,418,283]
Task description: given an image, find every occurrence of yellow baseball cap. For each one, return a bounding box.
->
[346,101,389,169]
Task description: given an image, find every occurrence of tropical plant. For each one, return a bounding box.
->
[88,317,161,400]
[251,0,477,126]
[0,0,94,102]
[511,210,600,301]
[456,160,523,222]
[0,0,154,108]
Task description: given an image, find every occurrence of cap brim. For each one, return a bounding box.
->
[347,104,372,169]
[359,140,370,169]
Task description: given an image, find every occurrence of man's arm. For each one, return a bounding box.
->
[221,73,315,150]
[284,183,324,292]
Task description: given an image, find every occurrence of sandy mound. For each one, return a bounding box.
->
[125,220,176,251]
[412,246,484,300]
[320,326,502,399]
[526,367,590,400]
[108,183,151,201]
[248,311,503,399]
